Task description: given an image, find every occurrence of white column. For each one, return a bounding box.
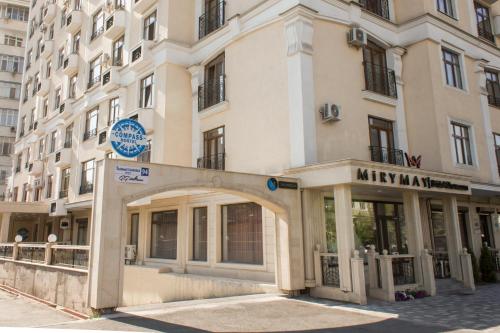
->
[0,213,11,242]
[334,184,354,292]
[475,61,500,183]
[301,189,324,287]
[283,7,317,168]
[188,65,203,168]
[442,196,463,281]
[403,191,425,285]
[387,47,408,153]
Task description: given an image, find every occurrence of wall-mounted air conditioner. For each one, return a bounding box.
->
[320,103,341,122]
[347,27,367,48]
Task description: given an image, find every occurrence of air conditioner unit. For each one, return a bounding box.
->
[320,103,341,122]
[60,217,71,229]
[347,27,367,47]
[124,245,137,264]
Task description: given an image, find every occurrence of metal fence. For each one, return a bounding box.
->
[17,244,45,263]
[363,61,397,98]
[198,75,225,111]
[51,246,90,270]
[198,0,225,39]
[320,253,340,287]
[369,146,405,166]
[0,244,13,259]
[392,256,416,285]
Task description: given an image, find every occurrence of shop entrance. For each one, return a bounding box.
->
[480,213,495,248]
[430,207,450,279]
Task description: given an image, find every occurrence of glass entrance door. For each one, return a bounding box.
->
[480,214,495,248]
[430,208,450,278]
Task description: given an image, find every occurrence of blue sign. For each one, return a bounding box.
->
[110,119,148,158]
[267,178,278,191]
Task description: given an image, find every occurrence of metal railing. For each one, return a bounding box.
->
[79,183,93,195]
[87,75,101,89]
[477,18,495,43]
[433,251,451,279]
[98,131,107,145]
[51,245,89,269]
[369,146,405,166]
[17,244,45,263]
[131,46,142,62]
[392,255,416,286]
[199,0,225,39]
[59,189,68,199]
[83,128,97,141]
[487,94,500,108]
[320,253,340,287]
[105,15,114,30]
[198,74,225,111]
[102,70,112,85]
[197,153,225,170]
[0,244,14,259]
[363,61,397,98]
[359,0,390,20]
[90,26,104,41]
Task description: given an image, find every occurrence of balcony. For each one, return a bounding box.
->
[104,10,126,40]
[33,121,45,136]
[197,153,225,170]
[62,53,79,76]
[369,146,405,166]
[478,19,495,43]
[40,40,53,59]
[199,0,225,39]
[65,10,83,34]
[83,128,97,141]
[97,128,111,151]
[198,75,226,111]
[42,3,56,24]
[359,0,390,20]
[49,199,67,217]
[36,80,49,97]
[363,61,397,98]
[133,0,157,14]
[138,107,154,133]
[79,183,93,195]
[101,67,121,92]
[488,94,500,107]
[129,40,153,73]
[59,100,73,119]
[54,148,71,168]
[28,160,43,176]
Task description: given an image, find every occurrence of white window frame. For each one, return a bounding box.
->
[448,117,479,169]
[440,44,469,93]
[435,0,459,19]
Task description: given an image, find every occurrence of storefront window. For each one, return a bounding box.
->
[221,202,263,265]
[150,210,177,259]
[324,198,337,253]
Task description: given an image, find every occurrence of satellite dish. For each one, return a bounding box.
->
[14,235,23,243]
[47,234,57,243]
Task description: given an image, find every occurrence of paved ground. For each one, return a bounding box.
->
[1,285,500,332]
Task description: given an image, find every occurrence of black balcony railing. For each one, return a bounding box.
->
[87,75,101,89]
[59,189,68,198]
[369,146,405,166]
[18,246,45,263]
[198,75,225,111]
[131,46,142,62]
[105,15,114,30]
[363,61,397,98]
[90,26,104,41]
[59,103,66,114]
[63,57,69,69]
[102,71,111,85]
[83,128,97,141]
[51,248,89,269]
[197,153,225,170]
[79,183,93,195]
[359,0,390,20]
[478,18,495,43]
[55,151,61,162]
[433,251,451,279]
[66,14,72,26]
[98,131,107,145]
[488,94,500,107]
[199,0,225,39]
[392,257,416,286]
[64,140,72,149]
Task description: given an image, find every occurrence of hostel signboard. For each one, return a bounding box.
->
[115,165,150,184]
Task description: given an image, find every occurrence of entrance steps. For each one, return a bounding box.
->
[436,278,471,295]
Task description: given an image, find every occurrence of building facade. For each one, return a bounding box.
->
[0,0,27,199]
[0,0,499,312]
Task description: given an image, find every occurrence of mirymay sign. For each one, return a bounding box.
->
[355,168,470,193]
[115,165,150,184]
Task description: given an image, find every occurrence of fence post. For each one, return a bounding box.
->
[12,241,19,261]
[420,249,437,296]
[380,250,395,302]
[366,245,378,289]
[351,250,367,305]
[313,244,322,287]
[460,248,475,292]
[45,243,53,265]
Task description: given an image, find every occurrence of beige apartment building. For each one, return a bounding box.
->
[0,0,499,313]
[0,0,27,199]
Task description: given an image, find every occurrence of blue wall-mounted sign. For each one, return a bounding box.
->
[267,178,278,191]
[110,119,147,158]
[267,178,298,191]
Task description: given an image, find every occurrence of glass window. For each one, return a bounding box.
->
[136,140,151,163]
[112,35,124,66]
[37,138,44,159]
[49,131,56,153]
[0,81,21,100]
[221,202,263,265]
[324,198,337,253]
[60,8,66,27]
[0,136,13,156]
[485,70,500,107]
[76,219,88,245]
[108,97,120,125]
[91,9,105,40]
[140,74,154,108]
[151,210,178,259]
[4,35,23,47]
[80,159,95,194]
[60,168,70,198]
[0,108,18,126]
[130,213,139,246]
[475,2,494,42]
[65,123,73,148]
[46,61,51,78]
[54,87,61,109]
[451,122,473,165]
[437,0,455,17]
[494,133,500,176]
[0,5,29,21]
[57,48,65,68]
[69,75,77,98]
[72,31,80,53]
[88,56,102,88]
[193,207,208,261]
[442,49,463,89]
[143,11,156,41]
[42,98,48,117]
[0,54,24,73]
[49,24,54,40]
[84,108,98,140]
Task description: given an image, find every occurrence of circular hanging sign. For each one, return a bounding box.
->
[110,119,148,158]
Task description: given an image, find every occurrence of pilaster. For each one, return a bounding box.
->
[0,213,11,243]
[442,196,463,281]
[188,65,203,168]
[387,47,408,153]
[403,191,425,286]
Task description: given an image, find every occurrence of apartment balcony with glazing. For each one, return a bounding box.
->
[41,40,53,59]
[62,54,79,76]
[97,128,111,151]
[33,120,45,136]
[101,67,121,92]
[42,3,57,24]
[129,40,153,73]
[36,81,49,97]
[65,10,83,34]
[28,160,43,176]
[54,148,72,168]
[104,10,126,40]
[138,107,154,133]
[133,0,157,14]
[59,99,73,119]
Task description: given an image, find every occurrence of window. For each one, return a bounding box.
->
[83,108,98,140]
[193,207,208,261]
[112,35,124,66]
[91,9,105,40]
[12,187,18,202]
[451,122,473,166]
[0,136,13,156]
[368,116,403,165]
[42,98,48,117]
[19,116,25,137]
[32,73,40,96]
[442,48,463,89]
[36,38,42,59]
[136,140,151,163]
[57,48,65,68]
[139,74,154,108]
[143,11,156,40]
[324,198,337,253]
[0,81,21,100]
[200,53,226,110]
[4,35,22,47]
[54,87,61,109]
[45,61,51,78]
[0,108,18,126]
[46,175,53,198]
[37,138,44,160]
[475,2,494,42]
[88,56,102,88]
[362,41,396,97]
[221,203,263,265]
[151,210,178,259]
[486,70,500,107]
[494,133,500,176]
[76,219,88,245]
[49,131,56,153]
[0,170,7,185]
[199,127,224,169]
[64,123,73,148]
[74,0,81,11]
[72,31,81,53]
[21,183,28,202]
[0,54,24,73]
[199,0,225,39]
[130,213,139,246]
[359,0,390,20]
[48,24,54,40]
[437,0,455,17]
[60,168,70,198]
[108,97,120,125]
[0,5,29,21]
[60,8,66,27]
[80,159,95,194]
[26,49,32,69]
[68,75,77,99]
